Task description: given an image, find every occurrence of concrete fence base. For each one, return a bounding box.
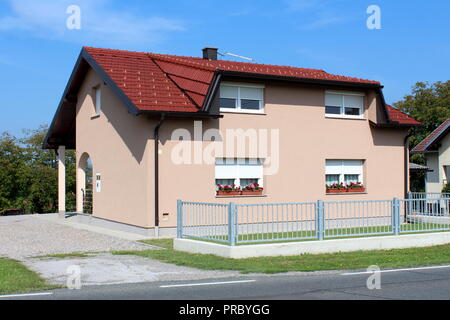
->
[174,231,450,258]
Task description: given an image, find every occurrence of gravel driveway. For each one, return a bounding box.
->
[23,253,239,286]
[0,214,149,259]
[0,214,240,287]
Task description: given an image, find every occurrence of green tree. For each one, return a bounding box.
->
[395,81,450,192]
[0,124,76,214]
[0,132,24,210]
[395,80,450,164]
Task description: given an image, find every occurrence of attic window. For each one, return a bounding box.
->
[325,91,364,119]
[220,83,264,114]
[94,86,102,116]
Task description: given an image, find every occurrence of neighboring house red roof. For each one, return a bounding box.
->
[412,118,450,153]
[84,47,381,113]
[386,104,422,126]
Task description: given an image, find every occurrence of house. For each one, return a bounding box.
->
[43,46,421,236]
[411,118,450,193]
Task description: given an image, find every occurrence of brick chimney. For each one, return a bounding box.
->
[202,47,218,60]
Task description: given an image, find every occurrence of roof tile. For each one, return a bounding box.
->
[386,105,422,126]
[412,118,450,153]
[83,47,420,126]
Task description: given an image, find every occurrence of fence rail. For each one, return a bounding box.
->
[178,193,450,246]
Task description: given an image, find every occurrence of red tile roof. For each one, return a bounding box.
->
[83,47,420,127]
[84,47,381,113]
[147,51,380,85]
[386,104,422,126]
[85,47,201,112]
[412,118,450,153]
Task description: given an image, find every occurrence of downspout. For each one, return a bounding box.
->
[404,128,414,197]
[404,128,414,221]
[154,113,166,237]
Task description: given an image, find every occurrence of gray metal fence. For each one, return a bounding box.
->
[408,192,450,216]
[177,193,450,246]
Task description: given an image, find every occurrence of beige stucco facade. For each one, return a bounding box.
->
[425,134,450,193]
[75,69,155,227]
[74,67,409,231]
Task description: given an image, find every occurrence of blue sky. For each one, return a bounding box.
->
[0,0,449,136]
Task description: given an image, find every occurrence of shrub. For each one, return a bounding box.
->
[442,182,450,193]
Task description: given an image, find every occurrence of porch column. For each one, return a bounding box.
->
[58,145,66,218]
[76,165,85,213]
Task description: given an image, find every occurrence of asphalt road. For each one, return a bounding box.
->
[3,265,450,300]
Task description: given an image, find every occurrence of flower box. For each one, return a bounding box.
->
[241,189,263,196]
[347,187,365,193]
[326,188,347,194]
[216,190,241,196]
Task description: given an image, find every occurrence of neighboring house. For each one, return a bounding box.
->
[412,119,450,193]
[43,47,421,236]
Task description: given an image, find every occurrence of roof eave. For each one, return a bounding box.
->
[218,70,382,88]
[201,72,221,112]
[42,50,86,150]
[410,149,439,154]
[81,48,141,116]
[140,110,223,119]
[369,120,423,128]
[412,123,450,155]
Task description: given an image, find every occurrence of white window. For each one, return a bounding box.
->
[94,86,102,115]
[215,158,263,189]
[220,83,264,113]
[325,160,364,185]
[325,92,364,118]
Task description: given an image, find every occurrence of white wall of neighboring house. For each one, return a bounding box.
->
[426,134,450,192]
[426,153,440,192]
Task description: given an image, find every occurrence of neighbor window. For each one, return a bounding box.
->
[94,86,102,116]
[325,92,364,118]
[325,160,364,186]
[215,158,263,189]
[220,83,264,113]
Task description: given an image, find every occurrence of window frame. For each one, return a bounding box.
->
[325,160,365,187]
[219,82,265,114]
[325,91,365,119]
[93,85,102,116]
[215,158,264,191]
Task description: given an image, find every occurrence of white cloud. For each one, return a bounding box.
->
[0,0,185,46]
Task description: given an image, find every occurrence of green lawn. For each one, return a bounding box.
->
[33,252,91,259]
[187,223,450,245]
[0,258,57,295]
[112,238,450,274]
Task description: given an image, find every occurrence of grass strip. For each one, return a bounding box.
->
[0,258,58,295]
[114,238,450,274]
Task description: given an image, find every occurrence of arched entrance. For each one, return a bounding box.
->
[77,152,93,214]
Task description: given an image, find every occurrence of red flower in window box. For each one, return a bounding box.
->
[216,184,241,196]
[241,183,263,195]
[326,182,347,194]
[346,182,365,193]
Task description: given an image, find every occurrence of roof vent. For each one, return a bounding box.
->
[202,47,218,60]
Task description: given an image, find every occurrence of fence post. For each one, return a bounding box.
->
[228,202,236,246]
[407,196,412,218]
[392,198,400,235]
[177,200,183,238]
[316,200,324,240]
